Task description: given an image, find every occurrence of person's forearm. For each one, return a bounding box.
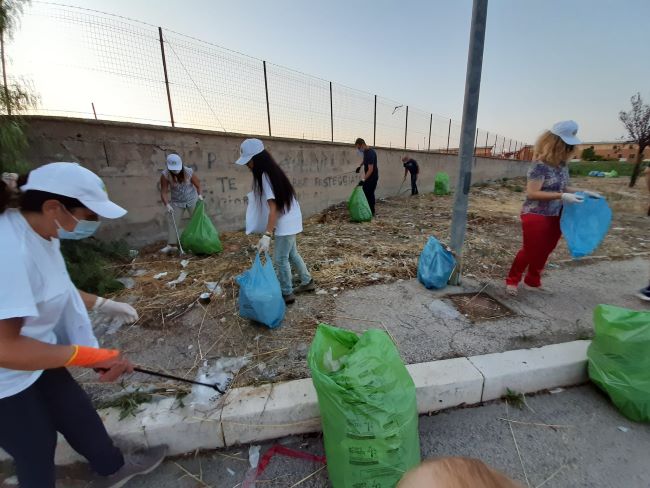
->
[78,289,97,310]
[266,200,279,234]
[0,336,74,371]
[161,194,168,205]
[364,166,374,180]
[564,186,579,193]
[526,190,562,201]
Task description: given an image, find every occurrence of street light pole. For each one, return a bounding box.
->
[449,0,488,286]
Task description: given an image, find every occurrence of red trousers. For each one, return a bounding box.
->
[506,213,561,288]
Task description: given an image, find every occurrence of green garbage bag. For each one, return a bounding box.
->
[434,172,450,195]
[308,324,420,488]
[588,304,650,422]
[347,186,372,222]
[180,200,223,255]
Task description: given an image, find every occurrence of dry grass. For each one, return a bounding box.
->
[97,176,648,392]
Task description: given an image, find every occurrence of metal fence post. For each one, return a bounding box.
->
[404,105,409,150]
[508,138,512,154]
[329,81,334,142]
[446,119,451,153]
[484,131,489,155]
[91,102,97,120]
[473,128,478,156]
[501,136,505,155]
[428,113,432,151]
[158,27,175,128]
[373,95,377,146]
[263,61,271,137]
[449,0,488,286]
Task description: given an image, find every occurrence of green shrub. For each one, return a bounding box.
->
[60,239,131,295]
[569,161,638,177]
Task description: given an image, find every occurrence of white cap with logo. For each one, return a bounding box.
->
[166,154,183,171]
[550,120,581,145]
[235,138,265,165]
[20,162,126,219]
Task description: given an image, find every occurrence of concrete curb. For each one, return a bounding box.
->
[0,340,591,465]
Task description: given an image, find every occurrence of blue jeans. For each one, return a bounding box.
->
[273,234,311,296]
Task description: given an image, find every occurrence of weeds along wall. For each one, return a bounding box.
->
[25,116,530,245]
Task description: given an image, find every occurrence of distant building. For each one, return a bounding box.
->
[575,142,648,162]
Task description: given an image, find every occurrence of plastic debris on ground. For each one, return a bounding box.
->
[188,356,249,406]
[116,277,136,289]
[205,281,222,295]
[166,271,188,288]
[153,272,168,280]
[241,445,262,488]
[180,259,190,268]
[129,269,148,277]
[227,468,235,476]
[617,426,630,433]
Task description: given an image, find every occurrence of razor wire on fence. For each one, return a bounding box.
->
[8,2,531,158]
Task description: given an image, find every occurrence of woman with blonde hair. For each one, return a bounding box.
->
[506,121,601,295]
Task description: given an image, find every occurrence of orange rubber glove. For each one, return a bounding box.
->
[65,346,134,382]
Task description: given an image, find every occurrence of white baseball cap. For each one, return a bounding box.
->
[20,162,127,219]
[166,154,183,171]
[550,120,581,145]
[235,138,265,165]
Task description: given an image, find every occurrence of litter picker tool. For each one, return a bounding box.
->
[133,366,228,394]
[169,209,185,255]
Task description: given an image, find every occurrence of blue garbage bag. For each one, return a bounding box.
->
[417,236,457,289]
[235,252,285,328]
[560,192,612,258]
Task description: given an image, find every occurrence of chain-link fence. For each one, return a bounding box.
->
[8,3,531,158]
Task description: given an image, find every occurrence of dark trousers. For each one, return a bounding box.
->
[410,173,419,195]
[0,368,124,488]
[362,179,378,216]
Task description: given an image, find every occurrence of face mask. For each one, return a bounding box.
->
[170,169,182,175]
[56,207,101,240]
[357,148,364,156]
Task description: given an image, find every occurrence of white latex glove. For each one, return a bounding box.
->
[257,235,271,253]
[93,297,139,323]
[583,190,602,199]
[198,194,204,201]
[165,203,174,213]
[561,193,584,204]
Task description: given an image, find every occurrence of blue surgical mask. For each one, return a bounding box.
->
[56,209,101,240]
[357,148,364,156]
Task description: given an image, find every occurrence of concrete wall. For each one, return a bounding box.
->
[25,116,530,245]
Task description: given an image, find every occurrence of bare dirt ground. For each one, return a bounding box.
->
[85,176,649,404]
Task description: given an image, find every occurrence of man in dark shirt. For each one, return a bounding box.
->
[354,137,379,216]
[402,155,419,195]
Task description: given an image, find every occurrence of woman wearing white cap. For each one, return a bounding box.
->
[159,153,203,254]
[236,139,315,304]
[506,121,601,295]
[0,162,166,487]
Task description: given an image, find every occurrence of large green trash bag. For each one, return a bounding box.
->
[433,172,450,195]
[347,186,372,222]
[180,200,223,255]
[588,304,650,422]
[308,324,420,488]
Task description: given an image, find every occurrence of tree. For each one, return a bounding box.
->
[0,0,36,174]
[619,92,650,187]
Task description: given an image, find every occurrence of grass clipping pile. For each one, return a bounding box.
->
[102,176,648,392]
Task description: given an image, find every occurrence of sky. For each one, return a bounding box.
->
[8,0,650,145]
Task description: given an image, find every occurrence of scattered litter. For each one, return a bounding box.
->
[617,426,629,433]
[315,289,328,295]
[188,345,193,350]
[129,268,148,277]
[369,273,382,281]
[227,468,235,476]
[205,282,222,294]
[220,317,227,323]
[427,300,462,320]
[153,272,168,280]
[612,227,626,231]
[180,259,190,268]
[248,445,260,468]
[549,387,565,394]
[189,357,249,406]
[166,272,188,288]
[331,287,339,291]
[547,263,559,269]
[199,292,211,305]
[128,249,139,258]
[116,277,135,289]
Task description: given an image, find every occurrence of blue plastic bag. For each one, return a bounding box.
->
[235,252,285,328]
[560,192,612,258]
[417,236,456,289]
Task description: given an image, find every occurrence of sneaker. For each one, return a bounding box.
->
[637,287,650,302]
[283,293,296,304]
[87,445,168,488]
[294,279,316,294]
[159,245,177,254]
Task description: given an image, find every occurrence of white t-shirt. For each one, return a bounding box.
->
[0,210,79,398]
[245,174,303,236]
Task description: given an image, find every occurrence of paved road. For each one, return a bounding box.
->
[118,384,649,488]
